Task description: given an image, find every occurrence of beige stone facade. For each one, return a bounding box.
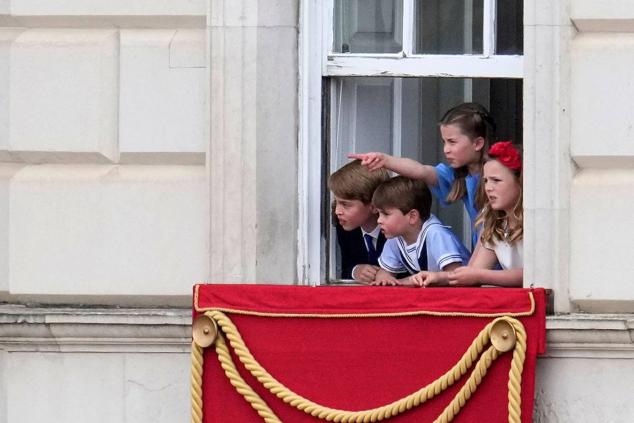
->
[0,1,633,422]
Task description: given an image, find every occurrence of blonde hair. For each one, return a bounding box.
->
[438,102,496,209]
[476,162,523,246]
[328,160,390,204]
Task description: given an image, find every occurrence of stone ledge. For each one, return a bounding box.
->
[572,0,634,32]
[2,307,633,357]
[0,305,191,352]
[0,15,206,28]
[545,314,634,358]
[4,0,206,18]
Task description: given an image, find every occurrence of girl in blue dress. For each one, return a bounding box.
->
[349,102,496,249]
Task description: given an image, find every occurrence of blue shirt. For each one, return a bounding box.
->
[429,163,480,247]
[378,215,471,274]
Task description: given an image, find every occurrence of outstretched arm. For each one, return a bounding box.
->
[348,152,438,187]
[449,267,522,287]
[449,246,522,287]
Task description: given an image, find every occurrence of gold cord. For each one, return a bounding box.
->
[191,311,527,422]
[190,342,204,423]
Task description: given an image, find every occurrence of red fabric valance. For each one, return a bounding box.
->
[194,285,546,422]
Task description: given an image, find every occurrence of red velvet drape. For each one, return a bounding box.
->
[194,285,546,423]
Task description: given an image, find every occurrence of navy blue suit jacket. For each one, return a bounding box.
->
[335,224,387,280]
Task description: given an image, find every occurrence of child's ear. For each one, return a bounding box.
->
[474,136,486,152]
[408,209,420,225]
[370,204,378,214]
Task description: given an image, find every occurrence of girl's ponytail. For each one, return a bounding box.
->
[446,166,468,204]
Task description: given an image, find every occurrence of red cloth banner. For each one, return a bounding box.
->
[193,285,546,423]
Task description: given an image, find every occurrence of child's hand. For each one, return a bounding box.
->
[410,272,428,287]
[370,276,401,286]
[411,271,448,287]
[448,267,482,286]
[348,152,390,171]
[353,264,380,284]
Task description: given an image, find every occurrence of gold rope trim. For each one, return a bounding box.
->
[190,342,203,423]
[193,285,535,318]
[214,335,282,422]
[190,311,527,422]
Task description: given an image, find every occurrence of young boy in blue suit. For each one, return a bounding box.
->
[371,176,471,286]
[328,160,390,282]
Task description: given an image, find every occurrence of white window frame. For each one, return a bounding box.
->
[299,0,523,285]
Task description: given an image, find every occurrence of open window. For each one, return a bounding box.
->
[299,0,524,284]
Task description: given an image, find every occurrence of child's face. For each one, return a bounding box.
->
[376,207,413,239]
[483,160,521,214]
[333,196,376,231]
[440,124,484,170]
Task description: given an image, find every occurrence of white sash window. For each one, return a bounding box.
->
[299,0,524,284]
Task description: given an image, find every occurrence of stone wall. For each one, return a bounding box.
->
[1,0,634,422]
[0,2,210,304]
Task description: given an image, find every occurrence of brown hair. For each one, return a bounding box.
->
[476,158,523,246]
[372,176,432,222]
[439,102,496,210]
[328,160,390,204]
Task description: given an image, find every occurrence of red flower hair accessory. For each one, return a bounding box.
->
[488,141,522,171]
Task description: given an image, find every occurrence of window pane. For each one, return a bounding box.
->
[327,76,523,281]
[330,78,394,171]
[496,0,523,54]
[414,0,483,54]
[333,0,403,53]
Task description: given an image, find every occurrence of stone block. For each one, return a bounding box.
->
[525,0,572,27]
[9,29,119,162]
[124,354,190,423]
[0,351,5,422]
[9,165,208,297]
[535,357,634,421]
[523,207,570,311]
[570,170,634,305]
[571,33,634,167]
[0,165,24,295]
[258,0,298,27]
[208,26,258,282]
[169,29,206,68]
[6,352,125,422]
[523,23,574,210]
[119,30,206,163]
[209,0,258,27]
[9,0,205,17]
[0,30,24,158]
[255,27,298,283]
[4,350,190,423]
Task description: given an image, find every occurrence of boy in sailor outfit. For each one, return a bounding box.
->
[371,176,470,286]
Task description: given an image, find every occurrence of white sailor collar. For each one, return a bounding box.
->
[395,214,443,271]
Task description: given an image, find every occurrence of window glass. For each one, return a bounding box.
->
[414,0,484,55]
[333,0,403,53]
[496,0,523,54]
[322,0,524,282]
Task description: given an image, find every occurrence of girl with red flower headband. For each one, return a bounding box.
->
[412,141,523,287]
[448,141,523,287]
[349,102,496,250]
